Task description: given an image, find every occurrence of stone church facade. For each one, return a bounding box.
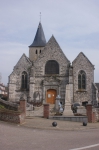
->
[8,22,97,106]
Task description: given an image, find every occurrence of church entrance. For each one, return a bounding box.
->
[46,89,57,104]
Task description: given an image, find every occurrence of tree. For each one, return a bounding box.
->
[0,73,2,83]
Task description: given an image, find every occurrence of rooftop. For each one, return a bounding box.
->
[29,22,46,47]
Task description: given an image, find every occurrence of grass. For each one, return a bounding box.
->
[0,104,21,114]
[0,104,5,109]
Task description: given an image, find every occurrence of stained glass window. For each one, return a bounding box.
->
[78,70,86,90]
[45,60,59,74]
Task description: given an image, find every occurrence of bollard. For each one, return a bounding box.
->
[52,122,57,127]
[83,122,87,126]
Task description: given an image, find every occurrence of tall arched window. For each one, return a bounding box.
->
[40,50,41,53]
[21,71,28,90]
[45,60,59,74]
[36,50,37,54]
[78,70,86,90]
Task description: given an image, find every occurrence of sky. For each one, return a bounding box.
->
[0,0,99,85]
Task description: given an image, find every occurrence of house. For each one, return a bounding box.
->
[0,83,8,100]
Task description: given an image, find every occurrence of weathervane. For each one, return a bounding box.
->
[40,12,41,22]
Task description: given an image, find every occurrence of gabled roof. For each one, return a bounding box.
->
[29,22,46,47]
[72,52,94,67]
[16,53,31,65]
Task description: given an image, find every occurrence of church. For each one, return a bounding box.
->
[8,22,97,106]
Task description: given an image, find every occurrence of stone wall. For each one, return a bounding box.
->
[0,98,26,124]
[29,47,45,61]
[0,109,25,124]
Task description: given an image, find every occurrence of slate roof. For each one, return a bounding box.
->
[29,22,46,47]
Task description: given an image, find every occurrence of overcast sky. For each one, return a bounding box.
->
[0,0,99,85]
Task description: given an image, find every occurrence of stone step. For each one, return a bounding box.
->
[49,104,56,116]
[49,116,88,122]
[26,104,56,117]
[26,105,43,117]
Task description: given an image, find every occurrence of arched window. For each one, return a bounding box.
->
[36,50,37,54]
[21,71,28,90]
[40,50,41,53]
[45,60,59,74]
[78,70,86,90]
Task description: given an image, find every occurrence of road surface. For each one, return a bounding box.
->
[0,121,99,150]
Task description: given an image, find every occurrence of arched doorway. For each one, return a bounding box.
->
[46,89,57,104]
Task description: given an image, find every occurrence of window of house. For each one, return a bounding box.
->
[45,60,59,74]
[21,71,27,90]
[78,70,86,90]
[36,50,37,54]
[40,50,41,53]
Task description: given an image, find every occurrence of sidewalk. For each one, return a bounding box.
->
[21,116,99,131]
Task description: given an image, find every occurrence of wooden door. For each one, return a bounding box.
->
[47,89,57,104]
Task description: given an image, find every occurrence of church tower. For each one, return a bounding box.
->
[29,22,46,61]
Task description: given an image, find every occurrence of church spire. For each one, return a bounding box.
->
[29,22,46,47]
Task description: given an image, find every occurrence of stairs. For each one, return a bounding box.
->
[49,104,56,116]
[26,105,43,117]
[26,104,56,117]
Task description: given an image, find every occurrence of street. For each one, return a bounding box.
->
[0,121,99,150]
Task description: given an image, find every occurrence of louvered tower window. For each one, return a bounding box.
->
[45,60,59,74]
[21,71,27,90]
[78,70,86,90]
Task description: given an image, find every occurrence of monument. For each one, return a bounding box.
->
[63,84,73,116]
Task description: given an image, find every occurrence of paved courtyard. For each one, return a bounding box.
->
[21,116,99,131]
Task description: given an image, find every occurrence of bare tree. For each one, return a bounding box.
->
[0,73,2,83]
